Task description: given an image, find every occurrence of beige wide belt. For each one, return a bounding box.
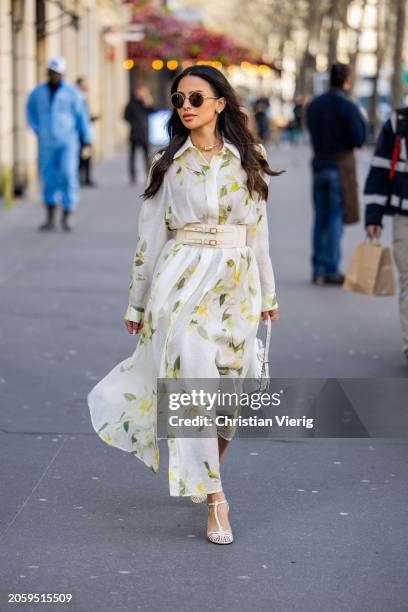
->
[176,223,247,248]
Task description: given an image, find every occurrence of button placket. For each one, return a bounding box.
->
[206,152,225,224]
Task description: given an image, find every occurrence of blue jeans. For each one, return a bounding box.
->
[312,168,344,277]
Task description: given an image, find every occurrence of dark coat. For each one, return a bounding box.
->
[306,88,367,224]
[123,97,155,144]
[364,110,408,227]
[305,87,367,171]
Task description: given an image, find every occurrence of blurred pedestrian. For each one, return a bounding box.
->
[289,97,305,144]
[123,84,155,184]
[76,77,99,188]
[306,63,367,285]
[253,96,271,144]
[364,107,408,362]
[26,57,92,232]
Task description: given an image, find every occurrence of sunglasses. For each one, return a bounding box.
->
[170,91,220,109]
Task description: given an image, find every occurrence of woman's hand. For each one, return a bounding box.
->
[261,308,279,321]
[124,318,144,335]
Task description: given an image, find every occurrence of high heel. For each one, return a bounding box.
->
[191,494,206,503]
[207,499,234,545]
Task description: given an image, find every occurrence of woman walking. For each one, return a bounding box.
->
[87,65,281,545]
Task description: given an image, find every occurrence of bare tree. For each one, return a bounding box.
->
[296,0,324,96]
[367,0,393,135]
[390,0,407,108]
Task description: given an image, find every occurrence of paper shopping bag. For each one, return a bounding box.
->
[343,241,395,296]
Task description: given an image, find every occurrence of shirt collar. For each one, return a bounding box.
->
[173,135,240,160]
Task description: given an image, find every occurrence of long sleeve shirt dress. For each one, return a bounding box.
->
[87,135,279,497]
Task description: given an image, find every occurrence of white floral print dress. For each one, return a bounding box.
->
[87,135,278,497]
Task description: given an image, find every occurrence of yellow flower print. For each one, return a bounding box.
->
[195,483,206,494]
[231,358,243,369]
[101,433,113,445]
[169,471,175,481]
[240,303,249,313]
[233,269,241,282]
[196,304,209,316]
[139,395,153,413]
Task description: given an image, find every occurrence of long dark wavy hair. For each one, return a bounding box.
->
[143,65,284,201]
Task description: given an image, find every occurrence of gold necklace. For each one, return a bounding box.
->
[193,139,223,151]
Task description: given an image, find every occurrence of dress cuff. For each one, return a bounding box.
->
[262,294,278,312]
[124,304,145,323]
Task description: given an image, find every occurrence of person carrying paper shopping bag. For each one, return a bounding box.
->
[364,107,408,362]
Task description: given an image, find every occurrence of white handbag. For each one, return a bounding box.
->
[246,317,272,392]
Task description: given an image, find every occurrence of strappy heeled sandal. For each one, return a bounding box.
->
[207,499,234,545]
[191,494,207,503]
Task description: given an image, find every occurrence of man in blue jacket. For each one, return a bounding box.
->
[26,56,91,231]
[306,63,367,285]
[364,108,408,362]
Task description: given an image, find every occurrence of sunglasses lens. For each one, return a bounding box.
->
[190,92,204,107]
[171,93,184,108]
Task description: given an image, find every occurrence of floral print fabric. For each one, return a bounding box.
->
[87,136,278,496]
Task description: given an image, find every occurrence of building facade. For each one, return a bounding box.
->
[0,0,130,207]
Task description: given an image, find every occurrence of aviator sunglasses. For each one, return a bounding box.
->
[170,91,220,109]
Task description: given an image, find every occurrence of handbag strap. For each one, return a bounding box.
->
[260,317,272,379]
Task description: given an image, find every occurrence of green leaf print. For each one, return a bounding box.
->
[222,310,232,322]
[173,355,181,375]
[179,479,186,495]
[220,159,230,169]
[197,326,209,340]
[140,240,147,252]
[246,251,252,270]
[249,286,257,297]
[176,166,182,175]
[219,293,227,306]
[226,259,235,267]
[175,277,185,290]
[96,422,109,434]
[201,164,210,172]
[131,434,138,444]
[230,181,240,192]
[203,460,219,479]
[172,300,181,312]
[124,393,137,401]
[218,367,232,375]
[219,185,228,198]
[123,421,129,432]
[230,338,245,353]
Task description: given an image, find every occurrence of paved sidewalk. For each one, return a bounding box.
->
[0,146,407,612]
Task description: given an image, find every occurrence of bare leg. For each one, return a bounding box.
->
[218,435,230,463]
[207,436,232,535]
